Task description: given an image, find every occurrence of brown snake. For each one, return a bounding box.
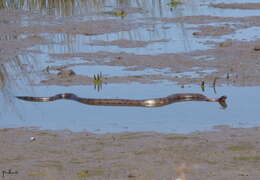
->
[16,93,227,108]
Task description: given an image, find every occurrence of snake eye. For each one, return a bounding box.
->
[218,96,227,109]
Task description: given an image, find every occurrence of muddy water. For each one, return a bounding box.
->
[1,0,260,133]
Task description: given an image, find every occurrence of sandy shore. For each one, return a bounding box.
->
[0,126,259,180]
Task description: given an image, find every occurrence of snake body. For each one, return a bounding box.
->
[16,93,227,108]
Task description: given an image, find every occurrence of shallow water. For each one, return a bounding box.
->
[6,0,260,55]
[1,0,260,133]
[70,65,166,77]
[0,82,259,133]
[222,26,260,41]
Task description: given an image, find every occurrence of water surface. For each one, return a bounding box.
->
[0,0,260,133]
[0,82,258,133]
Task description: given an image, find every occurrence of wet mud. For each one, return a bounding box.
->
[2,9,260,87]
[45,38,260,87]
[210,3,260,10]
[0,126,260,180]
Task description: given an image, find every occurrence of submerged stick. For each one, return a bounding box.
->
[213,77,218,94]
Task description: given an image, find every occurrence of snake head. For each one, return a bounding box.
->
[218,96,227,109]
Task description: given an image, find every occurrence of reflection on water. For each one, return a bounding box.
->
[2,0,260,18]
[0,0,105,16]
[0,0,260,133]
[0,53,41,118]
[94,82,103,92]
[2,0,259,58]
[0,0,187,17]
[0,64,7,89]
[3,82,260,133]
[0,59,23,118]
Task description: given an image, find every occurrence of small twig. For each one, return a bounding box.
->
[200,81,205,92]
[213,77,218,94]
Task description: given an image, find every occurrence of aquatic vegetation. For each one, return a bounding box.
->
[93,72,103,84]
[113,10,127,18]
[167,0,182,7]
[77,170,89,178]
[93,72,103,92]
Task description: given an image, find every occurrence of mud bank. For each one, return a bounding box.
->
[0,126,259,180]
[45,38,260,87]
[2,8,260,86]
[210,3,260,10]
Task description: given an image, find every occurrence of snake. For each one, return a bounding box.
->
[16,93,227,108]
